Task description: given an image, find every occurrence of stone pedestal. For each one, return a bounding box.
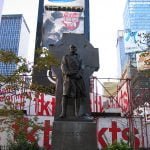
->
[51,121,97,150]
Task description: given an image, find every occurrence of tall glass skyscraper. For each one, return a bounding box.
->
[0,0,4,23]
[124,0,150,31]
[0,14,30,75]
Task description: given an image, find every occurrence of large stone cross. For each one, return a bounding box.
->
[49,33,99,118]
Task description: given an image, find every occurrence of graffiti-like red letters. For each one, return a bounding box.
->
[109,121,121,142]
[97,121,140,148]
[44,120,52,150]
[97,128,108,148]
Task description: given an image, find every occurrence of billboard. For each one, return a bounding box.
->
[136,51,150,71]
[124,30,148,53]
[42,0,84,47]
[44,0,84,7]
[42,10,84,47]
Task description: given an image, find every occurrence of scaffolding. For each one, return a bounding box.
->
[90,76,150,148]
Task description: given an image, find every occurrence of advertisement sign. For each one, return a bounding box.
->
[44,0,84,7]
[42,0,84,47]
[147,114,150,121]
[42,10,84,47]
[136,51,150,71]
[124,30,148,53]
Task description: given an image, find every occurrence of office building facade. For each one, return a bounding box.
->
[118,0,150,75]
[0,14,30,75]
[124,0,150,31]
[0,0,4,23]
[118,0,150,109]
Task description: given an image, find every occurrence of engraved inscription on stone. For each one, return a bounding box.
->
[57,131,88,136]
[51,121,98,150]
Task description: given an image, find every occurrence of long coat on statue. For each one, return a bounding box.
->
[61,52,86,99]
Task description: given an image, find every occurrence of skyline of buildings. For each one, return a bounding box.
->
[117,0,150,111]
[117,0,150,77]
[0,14,30,75]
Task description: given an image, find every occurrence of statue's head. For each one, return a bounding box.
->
[69,44,77,54]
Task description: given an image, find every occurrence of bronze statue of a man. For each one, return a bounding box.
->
[59,44,86,118]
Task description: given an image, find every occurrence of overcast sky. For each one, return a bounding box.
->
[2,0,126,78]
[90,0,126,78]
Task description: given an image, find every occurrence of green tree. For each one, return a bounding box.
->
[0,49,58,149]
[0,48,59,94]
[105,140,132,150]
[0,110,44,150]
[31,48,59,94]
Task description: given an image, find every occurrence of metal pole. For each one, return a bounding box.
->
[140,116,144,148]
[144,105,149,148]
[127,78,134,148]
[95,77,98,112]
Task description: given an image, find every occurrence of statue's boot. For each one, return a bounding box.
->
[59,98,67,118]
